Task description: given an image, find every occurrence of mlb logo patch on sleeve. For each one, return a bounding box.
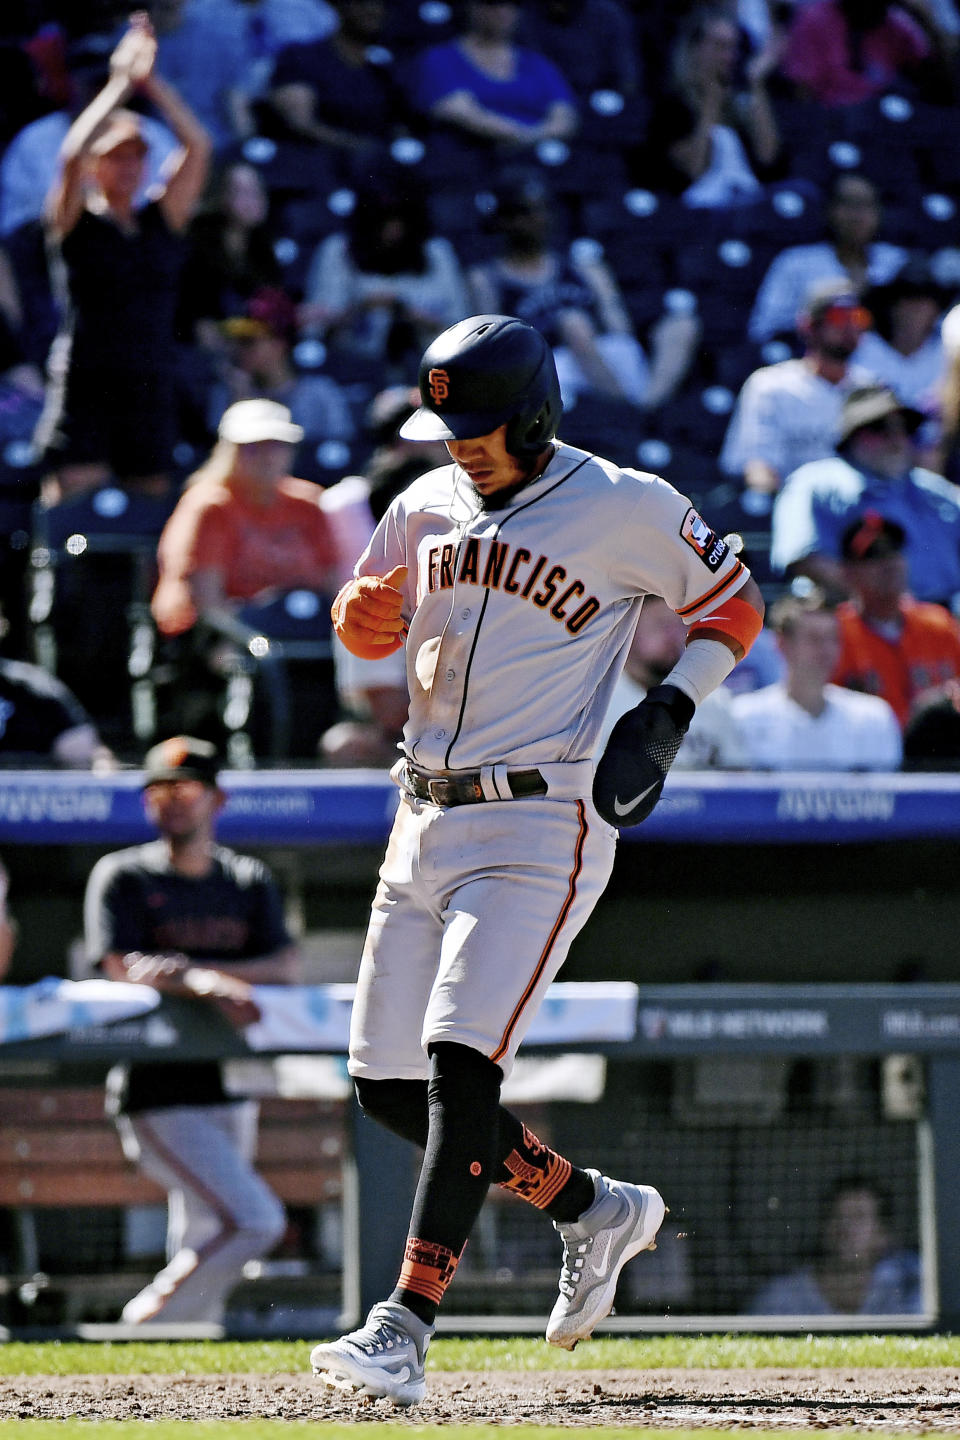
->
[680,508,729,570]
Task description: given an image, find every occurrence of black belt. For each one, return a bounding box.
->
[404,763,548,807]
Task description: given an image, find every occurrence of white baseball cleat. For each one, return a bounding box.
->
[546,1170,666,1350]
[310,1300,433,1407]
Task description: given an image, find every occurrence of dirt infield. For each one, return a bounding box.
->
[2,1369,960,1428]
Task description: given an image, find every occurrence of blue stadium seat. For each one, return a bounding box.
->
[30,485,178,749]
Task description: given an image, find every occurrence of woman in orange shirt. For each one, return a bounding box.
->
[153,398,338,636]
[151,398,341,752]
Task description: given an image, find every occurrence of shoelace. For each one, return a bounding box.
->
[557,1232,594,1298]
[348,1315,407,1356]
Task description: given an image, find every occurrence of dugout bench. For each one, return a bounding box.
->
[0,1080,345,1328]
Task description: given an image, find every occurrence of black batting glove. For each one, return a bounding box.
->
[592,684,696,827]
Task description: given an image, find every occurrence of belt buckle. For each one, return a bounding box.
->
[427,776,452,806]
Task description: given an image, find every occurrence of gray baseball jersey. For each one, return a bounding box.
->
[357,440,750,771]
[347,441,752,1081]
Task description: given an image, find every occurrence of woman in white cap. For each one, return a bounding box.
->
[149,398,343,747]
[35,11,211,503]
[152,399,340,637]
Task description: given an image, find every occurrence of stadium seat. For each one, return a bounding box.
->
[558,393,649,467]
[656,385,737,452]
[30,485,178,751]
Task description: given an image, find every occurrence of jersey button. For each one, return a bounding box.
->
[445,669,455,681]
[461,608,471,619]
[434,729,446,739]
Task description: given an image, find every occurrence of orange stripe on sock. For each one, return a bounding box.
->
[533,1155,573,1209]
[491,801,588,1065]
[398,1237,459,1305]
[499,1148,572,1209]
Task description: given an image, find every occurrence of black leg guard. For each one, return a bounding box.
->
[353,1076,428,1147]
[390,1041,502,1324]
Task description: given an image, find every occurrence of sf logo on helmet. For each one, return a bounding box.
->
[427,368,450,406]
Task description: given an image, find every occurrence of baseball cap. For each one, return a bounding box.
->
[221,287,298,344]
[837,385,924,448]
[89,108,148,157]
[802,277,869,324]
[217,398,304,445]
[143,736,221,787]
[841,510,907,560]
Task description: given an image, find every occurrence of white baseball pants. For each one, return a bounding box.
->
[348,793,617,1082]
[116,1099,286,1324]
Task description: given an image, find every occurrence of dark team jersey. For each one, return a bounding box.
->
[84,840,292,1113]
[0,659,91,760]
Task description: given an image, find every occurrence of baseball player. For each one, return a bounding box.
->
[84,736,301,1325]
[310,315,764,1405]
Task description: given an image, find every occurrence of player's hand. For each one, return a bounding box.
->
[183,967,262,1028]
[122,951,191,988]
[592,685,695,827]
[331,564,408,660]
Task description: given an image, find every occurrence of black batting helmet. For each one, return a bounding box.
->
[400,314,562,458]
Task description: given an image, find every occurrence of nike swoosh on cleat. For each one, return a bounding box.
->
[613,781,658,817]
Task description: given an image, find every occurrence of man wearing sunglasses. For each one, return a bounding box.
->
[771,384,960,611]
[720,278,876,498]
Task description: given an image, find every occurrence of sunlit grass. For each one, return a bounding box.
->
[0,1333,958,1376]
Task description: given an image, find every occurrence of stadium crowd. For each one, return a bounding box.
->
[2,0,960,767]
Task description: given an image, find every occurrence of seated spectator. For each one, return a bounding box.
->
[210,286,355,444]
[466,169,699,413]
[855,256,951,447]
[747,1175,922,1314]
[721,279,876,495]
[632,6,780,209]
[515,0,640,101]
[265,0,407,185]
[176,160,285,349]
[902,681,960,768]
[778,0,942,108]
[730,588,903,769]
[35,13,211,504]
[405,0,578,173]
[0,649,114,768]
[197,0,339,136]
[150,399,341,743]
[833,511,960,726]
[299,176,468,385]
[152,398,340,638]
[319,385,447,766]
[771,384,960,607]
[595,594,748,768]
[748,172,908,345]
